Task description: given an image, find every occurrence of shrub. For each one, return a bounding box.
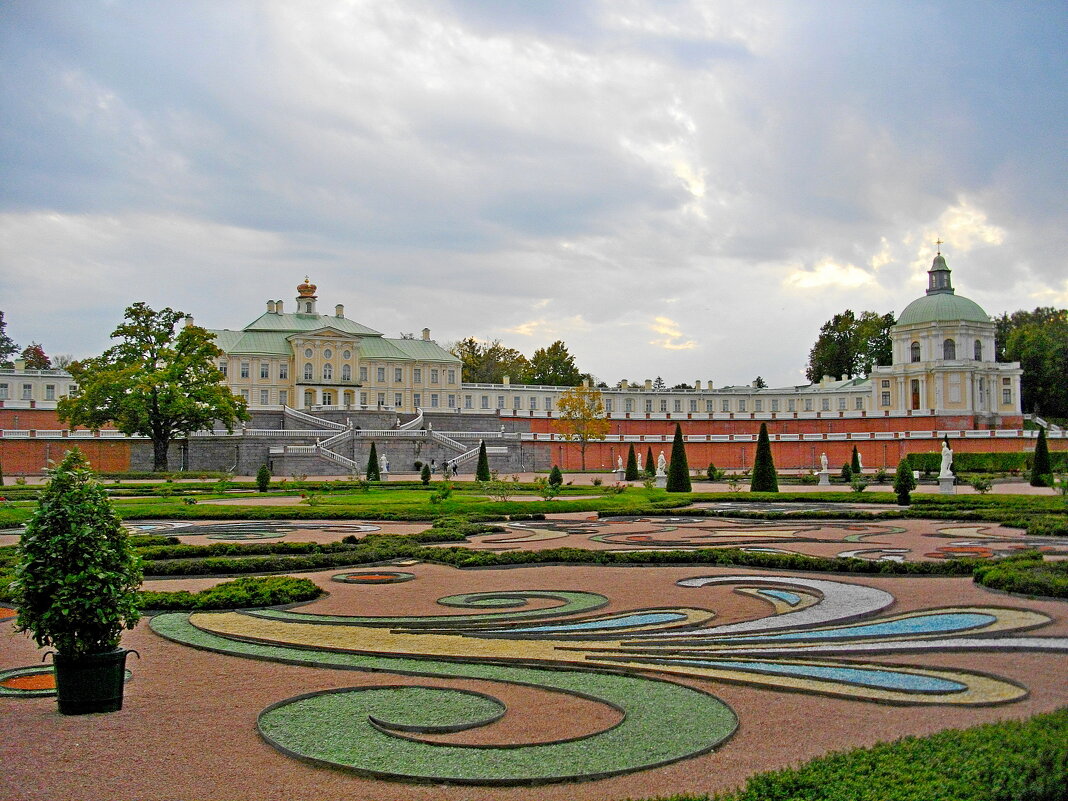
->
[413,460,423,470]
[625,444,639,481]
[666,423,692,493]
[969,476,993,494]
[1031,427,1052,487]
[840,462,853,482]
[475,440,491,482]
[850,445,861,474]
[420,463,431,485]
[366,442,381,482]
[534,476,560,501]
[850,476,868,493]
[591,477,603,486]
[548,465,563,487]
[139,576,323,611]
[873,467,889,485]
[645,447,656,477]
[893,458,916,505]
[256,463,271,492]
[705,462,723,481]
[750,423,778,493]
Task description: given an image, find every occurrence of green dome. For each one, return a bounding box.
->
[897,292,990,326]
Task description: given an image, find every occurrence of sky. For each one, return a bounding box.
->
[1,1,1065,388]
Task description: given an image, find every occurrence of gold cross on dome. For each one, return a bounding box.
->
[935,238,943,254]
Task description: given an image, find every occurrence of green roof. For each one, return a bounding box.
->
[897,293,990,326]
[389,338,461,363]
[208,330,293,356]
[243,312,381,337]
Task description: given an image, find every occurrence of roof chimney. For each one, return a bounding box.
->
[267,300,276,313]
[335,304,344,318]
[694,380,701,390]
[184,315,194,328]
[644,379,653,390]
[275,300,283,313]
[503,375,510,385]
[619,379,628,389]
[422,328,431,341]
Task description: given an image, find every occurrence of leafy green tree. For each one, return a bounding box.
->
[753,376,768,389]
[645,447,656,477]
[995,307,1068,417]
[652,376,666,391]
[366,442,381,482]
[666,423,692,492]
[58,302,248,472]
[625,444,639,481]
[449,338,530,384]
[12,448,142,659]
[420,463,431,485]
[525,341,583,386]
[552,385,610,470]
[851,446,861,474]
[256,464,271,492]
[475,440,491,482]
[20,342,51,369]
[805,310,895,382]
[750,422,778,492]
[548,465,563,487]
[0,311,18,367]
[1031,427,1052,487]
[894,458,916,505]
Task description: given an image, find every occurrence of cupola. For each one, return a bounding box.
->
[296,277,318,315]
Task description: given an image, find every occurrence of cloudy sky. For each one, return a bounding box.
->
[1,1,1065,387]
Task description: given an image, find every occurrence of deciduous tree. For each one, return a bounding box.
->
[526,341,583,386]
[58,303,248,472]
[805,310,895,382]
[995,307,1068,417]
[449,338,530,384]
[552,384,610,470]
[20,342,51,369]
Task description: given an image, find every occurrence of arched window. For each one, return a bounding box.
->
[342,364,351,381]
[943,339,956,360]
[974,339,982,361]
[303,363,313,381]
[910,342,921,362]
[322,363,333,380]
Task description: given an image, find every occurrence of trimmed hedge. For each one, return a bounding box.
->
[906,449,1068,475]
[973,553,1068,598]
[139,576,323,611]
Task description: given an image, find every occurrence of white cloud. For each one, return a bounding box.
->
[783,260,877,291]
[648,316,697,350]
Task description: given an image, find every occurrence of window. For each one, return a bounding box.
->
[910,341,921,362]
[360,392,368,405]
[0,383,8,399]
[240,389,249,401]
[689,399,698,412]
[530,396,537,410]
[279,363,288,380]
[513,396,520,410]
[448,369,456,384]
[376,367,385,382]
[322,363,333,380]
[322,391,333,405]
[260,363,270,379]
[755,399,763,412]
[323,349,332,359]
[738,400,746,412]
[68,384,77,396]
[943,339,956,360]
[660,399,668,412]
[974,340,982,361]
[787,399,796,412]
[304,348,313,358]
[45,384,56,400]
[497,395,505,409]
[805,399,813,411]
[22,384,32,399]
[260,389,269,405]
[721,399,730,412]
[240,362,250,378]
[378,392,386,406]
[431,369,439,384]
[303,363,313,381]
[625,398,634,412]
[855,397,864,410]
[342,364,351,381]
[218,361,228,377]
[673,399,681,412]
[838,398,846,410]
[464,395,472,409]
[821,398,830,411]
[395,393,403,407]
[1003,377,1011,385]
[881,379,890,388]
[481,396,489,409]
[771,399,780,412]
[343,350,351,360]
[414,393,421,407]
[1002,388,1012,404]
[881,391,890,406]
[359,366,368,382]
[395,367,402,382]
[706,400,714,412]
[279,390,288,405]
[602,399,610,412]
[448,394,456,408]
[431,394,439,408]
[414,368,422,383]
[645,399,653,412]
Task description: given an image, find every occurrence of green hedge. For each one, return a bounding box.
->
[972,553,1068,598]
[906,450,1068,474]
[138,576,322,611]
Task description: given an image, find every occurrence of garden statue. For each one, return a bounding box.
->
[656,451,667,475]
[939,442,954,479]
[617,456,624,470]
[820,452,828,471]
[636,453,643,471]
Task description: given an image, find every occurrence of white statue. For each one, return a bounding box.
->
[857,452,863,471]
[636,453,643,471]
[617,455,624,470]
[656,450,667,475]
[381,456,389,473]
[939,442,953,478]
[820,452,828,471]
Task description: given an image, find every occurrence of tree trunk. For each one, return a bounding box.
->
[580,440,587,471]
[153,438,170,472]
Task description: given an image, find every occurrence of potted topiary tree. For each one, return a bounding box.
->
[12,448,142,715]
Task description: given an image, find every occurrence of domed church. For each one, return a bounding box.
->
[869,250,1021,424]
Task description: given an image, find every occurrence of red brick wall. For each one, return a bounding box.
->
[0,439,132,475]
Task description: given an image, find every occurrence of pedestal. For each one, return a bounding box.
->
[614,469,627,482]
[939,476,956,495]
[817,470,831,487]
[655,473,667,489]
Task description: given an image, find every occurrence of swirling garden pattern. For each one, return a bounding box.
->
[151,576,1068,785]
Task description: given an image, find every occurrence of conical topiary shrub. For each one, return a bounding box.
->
[893,458,916,505]
[475,440,491,482]
[256,463,271,492]
[420,463,431,485]
[366,442,381,482]
[750,422,778,493]
[645,447,656,477]
[1031,427,1052,487]
[548,465,563,487]
[666,423,691,493]
[851,446,861,474]
[624,444,639,481]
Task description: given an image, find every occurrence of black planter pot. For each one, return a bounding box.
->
[53,648,134,715]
